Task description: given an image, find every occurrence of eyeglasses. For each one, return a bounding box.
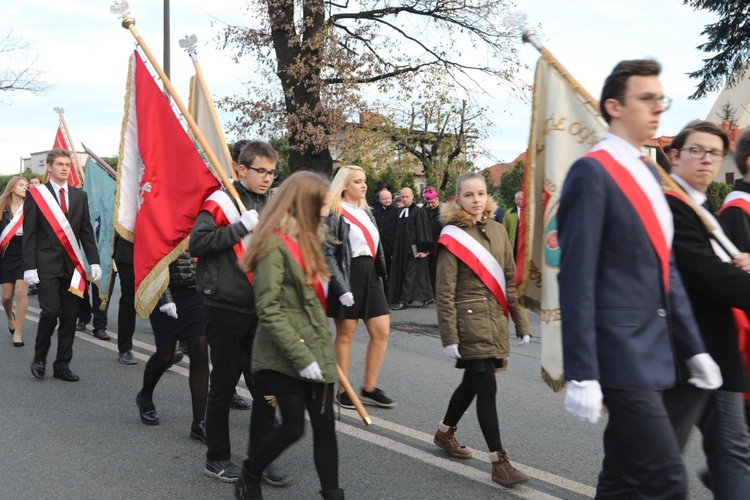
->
[617,93,672,110]
[243,165,277,179]
[677,146,726,163]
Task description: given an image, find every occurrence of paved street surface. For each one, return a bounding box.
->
[1,281,714,499]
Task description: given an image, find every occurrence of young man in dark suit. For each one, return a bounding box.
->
[23,148,100,382]
[664,120,750,499]
[557,60,720,498]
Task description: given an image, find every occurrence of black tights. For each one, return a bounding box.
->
[443,369,503,452]
[141,336,209,427]
[246,378,338,491]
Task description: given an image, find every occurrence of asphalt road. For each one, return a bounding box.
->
[0,281,714,499]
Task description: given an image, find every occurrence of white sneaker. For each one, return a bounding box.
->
[517,335,530,345]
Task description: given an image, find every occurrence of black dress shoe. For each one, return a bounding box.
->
[75,320,87,332]
[53,368,80,382]
[92,329,111,341]
[190,421,207,444]
[13,341,24,347]
[136,391,159,425]
[30,359,45,379]
[408,300,425,308]
[390,301,407,311]
[230,392,252,410]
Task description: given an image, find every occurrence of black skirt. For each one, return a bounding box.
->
[149,287,206,347]
[456,358,506,372]
[328,256,389,320]
[0,237,24,284]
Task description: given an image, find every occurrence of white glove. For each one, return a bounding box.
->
[240,210,259,232]
[299,361,324,381]
[339,292,355,307]
[24,269,39,285]
[685,353,723,390]
[517,335,530,345]
[564,380,603,424]
[90,264,102,282]
[443,344,461,359]
[159,302,178,319]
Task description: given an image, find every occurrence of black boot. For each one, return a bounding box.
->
[320,488,345,500]
[235,469,263,500]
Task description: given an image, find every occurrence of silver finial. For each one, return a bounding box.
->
[179,34,199,60]
[53,106,65,115]
[110,1,131,20]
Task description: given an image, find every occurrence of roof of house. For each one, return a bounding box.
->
[483,150,528,187]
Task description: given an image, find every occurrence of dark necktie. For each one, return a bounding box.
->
[59,188,67,216]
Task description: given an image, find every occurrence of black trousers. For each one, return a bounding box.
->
[204,306,275,463]
[35,275,79,371]
[77,281,111,330]
[114,260,136,353]
[597,388,687,499]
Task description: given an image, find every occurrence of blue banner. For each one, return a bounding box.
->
[83,156,117,308]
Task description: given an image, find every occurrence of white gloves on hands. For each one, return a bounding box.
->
[685,353,723,390]
[24,269,39,285]
[159,302,178,319]
[517,335,530,345]
[565,380,603,424]
[240,210,259,232]
[339,292,355,307]
[299,361,324,381]
[90,264,102,282]
[443,344,461,359]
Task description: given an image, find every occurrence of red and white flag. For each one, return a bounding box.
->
[115,50,221,316]
[51,125,82,188]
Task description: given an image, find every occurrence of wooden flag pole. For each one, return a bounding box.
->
[120,17,246,212]
[337,365,372,426]
[182,35,239,181]
[54,108,86,186]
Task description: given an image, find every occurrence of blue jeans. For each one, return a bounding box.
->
[699,390,750,500]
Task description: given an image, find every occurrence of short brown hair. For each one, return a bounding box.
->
[46,148,71,166]
[238,141,279,168]
[600,59,662,125]
[735,129,750,176]
[666,120,729,157]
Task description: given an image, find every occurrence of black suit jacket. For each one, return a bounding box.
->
[667,193,750,392]
[22,182,100,277]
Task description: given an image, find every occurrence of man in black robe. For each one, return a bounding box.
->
[388,187,434,309]
[374,189,396,284]
[420,187,443,294]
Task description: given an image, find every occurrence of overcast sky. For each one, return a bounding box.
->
[0,0,723,174]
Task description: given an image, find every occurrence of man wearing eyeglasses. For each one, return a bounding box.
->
[558,60,719,498]
[661,120,750,499]
[190,140,290,486]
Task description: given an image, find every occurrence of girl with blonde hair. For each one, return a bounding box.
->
[235,171,342,500]
[0,177,29,346]
[324,166,394,409]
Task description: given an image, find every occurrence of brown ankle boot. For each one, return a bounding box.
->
[489,450,529,487]
[433,422,472,459]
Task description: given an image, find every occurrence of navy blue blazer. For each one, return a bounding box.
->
[557,156,705,390]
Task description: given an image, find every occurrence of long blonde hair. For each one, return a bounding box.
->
[0,176,29,214]
[241,171,331,284]
[326,165,370,213]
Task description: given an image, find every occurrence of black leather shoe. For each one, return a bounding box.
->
[408,300,425,308]
[390,301,407,311]
[136,391,159,425]
[30,359,45,379]
[262,461,291,487]
[190,421,207,444]
[75,320,87,332]
[231,393,252,410]
[92,329,111,341]
[53,368,80,382]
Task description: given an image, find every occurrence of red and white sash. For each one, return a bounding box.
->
[720,191,750,216]
[29,186,87,297]
[0,206,23,253]
[588,149,671,292]
[340,206,376,260]
[437,225,508,316]
[276,231,328,312]
[201,190,253,283]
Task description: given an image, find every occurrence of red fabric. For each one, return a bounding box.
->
[276,231,327,312]
[131,51,221,294]
[589,150,670,292]
[340,207,376,261]
[0,212,22,252]
[58,188,67,216]
[719,198,750,215]
[51,126,81,188]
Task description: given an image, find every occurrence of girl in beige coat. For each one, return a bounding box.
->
[432,172,529,488]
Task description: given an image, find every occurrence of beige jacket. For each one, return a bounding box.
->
[436,200,517,361]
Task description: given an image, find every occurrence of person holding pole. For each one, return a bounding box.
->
[323,166,395,410]
[235,171,341,500]
[557,60,720,498]
[189,141,289,485]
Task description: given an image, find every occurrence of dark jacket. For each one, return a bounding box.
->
[157,252,197,307]
[667,192,750,392]
[374,204,396,256]
[189,181,269,314]
[323,209,388,299]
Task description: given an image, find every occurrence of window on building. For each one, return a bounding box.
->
[726,172,735,184]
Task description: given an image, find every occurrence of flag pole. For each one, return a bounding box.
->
[522,28,742,258]
[53,107,86,186]
[181,35,238,181]
[119,16,246,212]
